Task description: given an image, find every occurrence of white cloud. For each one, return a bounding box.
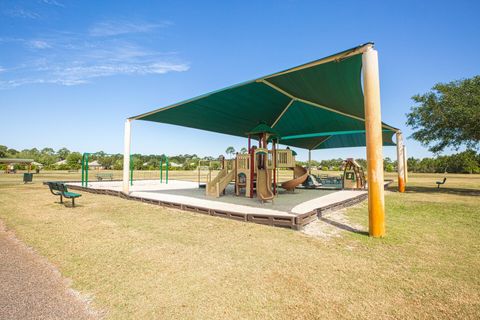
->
[89,20,169,37]
[55,62,189,80]
[28,40,51,49]
[0,61,189,89]
[4,7,40,19]
[0,78,87,89]
[39,0,65,7]
[0,19,188,89]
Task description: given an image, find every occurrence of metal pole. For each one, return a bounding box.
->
[273,140,277,195]
[165,157,169,184]
[362,46,385,237]
[160,158,163,183]
[85,153,89,187]
[122,119,131,194]
[81,153,85,187]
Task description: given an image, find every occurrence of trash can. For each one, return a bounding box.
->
[23,173,33,183]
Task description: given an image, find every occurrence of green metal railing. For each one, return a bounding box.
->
[81,153,134,187]
[159,155,169,184]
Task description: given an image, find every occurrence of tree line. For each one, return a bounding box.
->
[0,145,219,171]
[1,145,479,173]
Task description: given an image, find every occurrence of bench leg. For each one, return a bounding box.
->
[72,198,75,207]
[60,195,63,203]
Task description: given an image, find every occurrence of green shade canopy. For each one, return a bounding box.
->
[132,43,398,150]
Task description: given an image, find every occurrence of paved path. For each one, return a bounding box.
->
[0,224,97,320]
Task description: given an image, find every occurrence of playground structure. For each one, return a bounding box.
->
[118,43,407,237]
[342,158,366,189]
[81,153,169,187]
[205,126,308,202]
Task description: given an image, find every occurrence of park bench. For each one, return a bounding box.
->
[95,173,114,181]
[46,182,81,207]
[436,177,447,189]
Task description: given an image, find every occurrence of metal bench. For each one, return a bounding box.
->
[436,177,447,189]
[95,173,114,181]
[46,182,81,207]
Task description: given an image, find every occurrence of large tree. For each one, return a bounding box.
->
[0,145,7,158]
[406,76,480,153]
[57,147,71,160]
[225,146,235,159]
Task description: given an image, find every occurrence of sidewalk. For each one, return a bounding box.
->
[0,223,97,320]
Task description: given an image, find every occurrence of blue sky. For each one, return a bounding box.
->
[1,0,479,161]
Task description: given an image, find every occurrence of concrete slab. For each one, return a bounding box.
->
[291,190,367,214]
[66,180,368,229]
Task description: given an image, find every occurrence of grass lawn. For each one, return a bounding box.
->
[0,171,479,319]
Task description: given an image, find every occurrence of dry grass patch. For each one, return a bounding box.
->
[0,172,479,319]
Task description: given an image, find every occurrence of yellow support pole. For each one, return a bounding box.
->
[362,46,385,237]
[396,131,406,192]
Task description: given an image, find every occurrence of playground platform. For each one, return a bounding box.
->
[67,180,370,229]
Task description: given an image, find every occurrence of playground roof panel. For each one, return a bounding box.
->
[132,43,398,150]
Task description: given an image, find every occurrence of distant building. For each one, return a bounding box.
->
[88,160,103,170]
[169,162,182,168]
[54,159,67,166]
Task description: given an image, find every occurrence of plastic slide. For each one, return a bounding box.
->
[256,169,274,202]
[302,174,323,188]
[281,165,308,191]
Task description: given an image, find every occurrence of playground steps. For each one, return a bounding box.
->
[206,169,235,197]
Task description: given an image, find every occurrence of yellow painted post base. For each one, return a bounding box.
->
[368,174,386,238]
[398,176,405,193]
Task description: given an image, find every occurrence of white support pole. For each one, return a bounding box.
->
[362,47,385,238]
[403,145,408,184]
[396,131,406,192]
[122,119,132,194]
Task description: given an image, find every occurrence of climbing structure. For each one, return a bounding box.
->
[206,124,306,201]
[342,158,366,189]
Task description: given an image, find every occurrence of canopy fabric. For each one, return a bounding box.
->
[280,131,396,150]
[132,43,398,150]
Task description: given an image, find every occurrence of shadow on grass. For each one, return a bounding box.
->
[319,216,369,236]
[53,201,83,208]
[388,186,480,197]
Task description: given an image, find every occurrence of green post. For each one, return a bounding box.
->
[159,156,168,184]
[160,158,163,183]
[85,153,89,187]
[81,153,85,187]
[165,156,168,184]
